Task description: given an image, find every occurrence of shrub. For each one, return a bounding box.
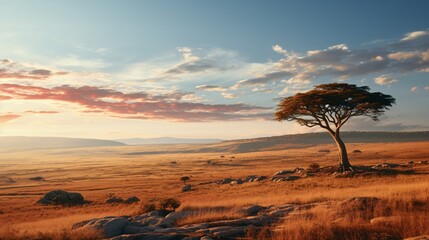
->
[141,203,157,213]
[158,198,181,211]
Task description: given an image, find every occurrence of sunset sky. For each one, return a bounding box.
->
[1,0,429,139]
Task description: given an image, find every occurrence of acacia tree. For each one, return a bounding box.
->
[275,83,395,171]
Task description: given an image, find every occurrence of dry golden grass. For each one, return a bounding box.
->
[0,141,428,239]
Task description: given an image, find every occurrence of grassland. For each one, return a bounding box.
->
[0,141,428,239]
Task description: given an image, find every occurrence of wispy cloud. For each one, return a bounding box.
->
[374,75,398,85]
[234,30,429,90]
[0,84,271,122]
[0,59,68,80]
[0,114,21,123]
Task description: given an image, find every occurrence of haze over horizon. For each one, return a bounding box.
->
[1,0,429,139]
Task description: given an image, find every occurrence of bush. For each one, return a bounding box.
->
[141,203,157,213]
[158,198,181,211]
[139,197,181,214]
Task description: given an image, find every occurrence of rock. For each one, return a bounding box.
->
[418,160,428,164]
[230,179,243,185]
[404,236,429,240]
[408,161,414,164]
[370,216,401,225]
[353,149,362,153]
[241,205,265,216]
[108,233,187,240]
[373,163,399,168]
[271,175,300,182]
[213,226,249,238]
[123,226,157,234]
[182,184,192,192]
[37,190,85,205]
[106,196,125,204]
[200,237,215,240]
[125,196,140,204]
[29,176,45,181]
[72,216,128,238]
[274,170,295,175]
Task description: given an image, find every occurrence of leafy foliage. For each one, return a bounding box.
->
[275,83,396,134]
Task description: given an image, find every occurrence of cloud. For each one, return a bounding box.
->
[272,44,287,54]
[401,31,429,41]
[0,84,271,122]
[221,92,238,99]
[0,59,68,80]
[195,85,227,92]
[0,114,21,123]
[233,30,429,90]
[411,86,418,92]
[24,110,59,114]
[425,86,429,91]
[374,75,398,85]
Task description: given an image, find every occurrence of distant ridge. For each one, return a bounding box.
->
[116,137,222,145]
[221,131,429,153]
[0,136,126,149]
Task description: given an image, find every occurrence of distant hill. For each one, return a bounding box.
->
[0,136,126,150]
[220,131,429,153]
[121,131,429,155]
[116,137,222,145]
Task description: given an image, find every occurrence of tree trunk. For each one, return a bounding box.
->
[332,131,352,171]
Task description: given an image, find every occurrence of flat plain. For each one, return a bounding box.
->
[0,140,428,239]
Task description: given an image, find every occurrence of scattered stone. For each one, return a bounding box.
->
[408,161,415,165]
[125,196,140,204]
[37,190,85,205]
[182,184,192,192]
[418,160,428,165]
[241,205,265,216]
[243,175,267,182]
[105,196,125,204]
[29,176,45,181]
[373,163,400,168]
[274,169,295,175]
[230,179,243,185]
[72,216,128,238]
[271,175,300,182]
[353,149,362,153]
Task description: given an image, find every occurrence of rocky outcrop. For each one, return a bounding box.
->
[37,190,85,205]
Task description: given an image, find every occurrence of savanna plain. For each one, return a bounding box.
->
[1,140,429,240]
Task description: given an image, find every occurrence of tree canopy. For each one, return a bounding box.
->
[275,83,396,134]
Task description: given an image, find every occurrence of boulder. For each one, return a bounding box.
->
[37,190,85,205]
[125,196,140,204]
[72,216,128,238]
[29,176,45,181]
[182,185,192,192]
[105,196,125,204]
[241,205,265,216]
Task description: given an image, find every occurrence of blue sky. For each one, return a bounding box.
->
[1,0,428,139]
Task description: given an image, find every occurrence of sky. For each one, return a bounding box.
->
[1,0,429,140]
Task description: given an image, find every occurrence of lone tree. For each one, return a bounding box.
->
[275,83,395,171]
